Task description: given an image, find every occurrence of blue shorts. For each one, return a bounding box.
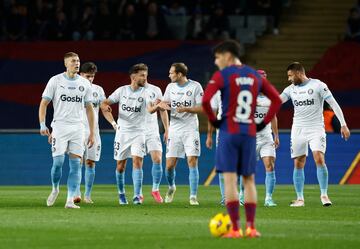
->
[216,130,256,176]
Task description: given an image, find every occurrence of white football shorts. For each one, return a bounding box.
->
[51,122,85,158]
[166,131,201,158]
[114,131,146,161]
[290,126,326,158]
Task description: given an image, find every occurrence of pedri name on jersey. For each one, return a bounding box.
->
[60,94,82,103]
[293,98,314,106]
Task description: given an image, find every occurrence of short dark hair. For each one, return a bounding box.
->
[80,62,97,73]
[286,62,305,73]
[64,52,78,60]
[213,40,241,59]
[129,63,148,75]
[171,62,188,76]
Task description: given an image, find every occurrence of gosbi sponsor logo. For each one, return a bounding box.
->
[171,100,192,107]
[294,99,314,106]
[60,94,82,102]
[254,112,267,118]
[121,104,141,112]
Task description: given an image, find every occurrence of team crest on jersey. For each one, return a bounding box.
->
[150,92,156,99]
[186,90,192,96]
[79,86,85,92]
[138,97,144,102]
[308,89,313,95]
[93,92,98,97]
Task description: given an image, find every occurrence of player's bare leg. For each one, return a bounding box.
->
[263,156,277,207]
[313,151,332,206]
[83,159,95,204]
[65,153,82,209]
[150,150,163,203]
[132,156,144,204]
[242,174,261,238]
[290,155,306,207]
[222,173,243,238]
[165,157,177,203]
[116,159,128,205]
[187,156,199,205]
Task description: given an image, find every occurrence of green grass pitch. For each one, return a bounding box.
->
[0,185,359,249]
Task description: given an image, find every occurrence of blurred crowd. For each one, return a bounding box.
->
[345,1,360,42]
[0,0,284,41]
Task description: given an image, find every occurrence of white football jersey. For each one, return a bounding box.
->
[83,84,106,133]
[210,90,222,120]
[144,83,163,136]
[255,95,272,136]
[108,85,150,133]
[163,80,204,134]
[280,78,333,128]
[42,73,92,125]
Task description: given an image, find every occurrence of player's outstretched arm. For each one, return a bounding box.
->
[86,103,95,148]
[39,98,51,137]
[271,115,280,148]
[101,99,117,130]
[325,97,351,140]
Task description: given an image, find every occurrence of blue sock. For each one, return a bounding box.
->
[265,171,276,199]
[151,162,162,191]
[132,168,143,197]
[51,155,64,191]
[189,166,199,196]
[68,157,81,200]
[293,168,305,200]
[239,175,244,196]
[219,173,225,200]
[165,168,176,187]
[316,165,328,196]
[75,166,82,197]
[85,164,95,198]
[115,170,125,194]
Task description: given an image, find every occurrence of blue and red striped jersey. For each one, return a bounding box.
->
[202,64,281,136]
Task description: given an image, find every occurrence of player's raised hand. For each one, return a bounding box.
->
[341,125,350,141]
[87,133,95,148]
[40,122,50,137]
[274,135,280,149]
[206,135,213,149]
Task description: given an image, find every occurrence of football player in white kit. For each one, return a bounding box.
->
[159,62,204,205]
[101,63,163,205]
[207,70,279,207]
[39,52,95,209]
[280,62,350,207]
[143,68,170,203]
[72,62,107,204]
